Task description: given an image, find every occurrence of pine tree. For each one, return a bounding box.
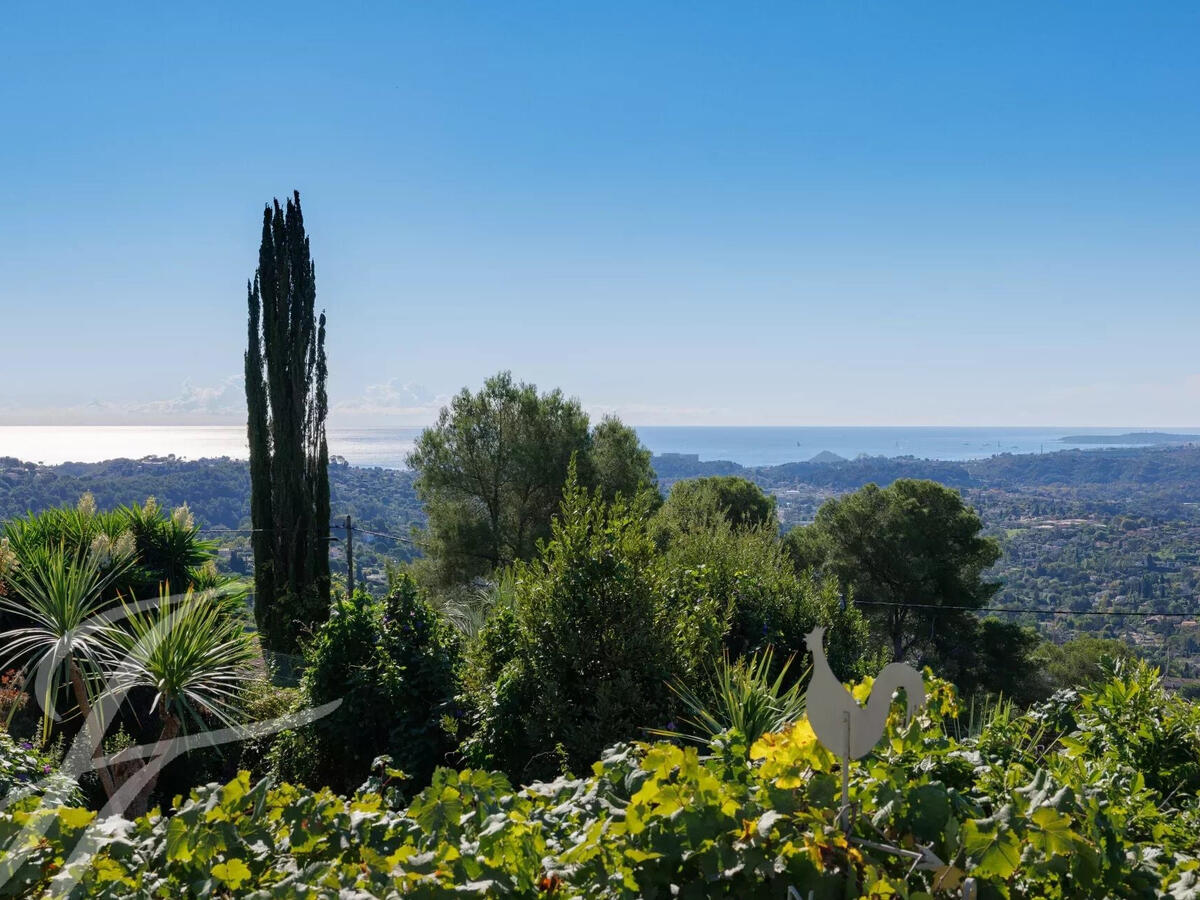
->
[244,191,330,653]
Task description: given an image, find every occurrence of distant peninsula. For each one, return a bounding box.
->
[1060,432,1200,445]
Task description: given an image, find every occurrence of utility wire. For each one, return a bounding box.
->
[200,522,417,545]
[854,600,1196,618]
[195,529,1195,618]
[328,521,416,546]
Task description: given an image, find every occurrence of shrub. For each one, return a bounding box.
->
[2,494,219,606]
[1034,634,1138,691]
[272,575,460,795]
[658,520,874,681]
[462,469,676,780]
[231,677,302,780]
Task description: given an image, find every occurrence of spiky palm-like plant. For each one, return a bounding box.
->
[648,646,809,751]
[102,586,256,813]
[121,498,215,595]
[0,544,135,797]
[104,587,255,733]
[2,494,106,561]
[0,545,134,733]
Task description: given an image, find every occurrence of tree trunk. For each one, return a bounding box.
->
[122,712,180,819]
[68,658,117,799]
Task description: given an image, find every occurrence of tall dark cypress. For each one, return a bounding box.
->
[244,191,330,653]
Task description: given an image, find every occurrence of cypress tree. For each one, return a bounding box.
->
[244,191,330,654]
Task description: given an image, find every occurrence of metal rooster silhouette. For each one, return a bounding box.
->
[805,625,925,760]
[803,626,949,874]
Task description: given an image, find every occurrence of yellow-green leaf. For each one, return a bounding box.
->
[58,807,95,830]
[212,858,252,890]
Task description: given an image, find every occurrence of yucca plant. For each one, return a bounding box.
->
[0,543,135,798]
[121,498,215,595]
[2,495,106,559]
[103,586,255,733]
[433,570,516,640]
[648,646,809,750]
[0,544,134,735]
[3,496,145,610]
[102,586,256,813]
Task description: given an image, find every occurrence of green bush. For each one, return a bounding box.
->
[1034,634,1138,691]
[461,470,676,780]
[936,617,1048,706]
[231,677,302,780]
[272,575,460,795]
[658,520,874,682]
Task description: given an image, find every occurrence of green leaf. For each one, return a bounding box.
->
[1029,806,1079,855]
[57,807,95,830]
[165,817,193,863]
[962,806,1021,879]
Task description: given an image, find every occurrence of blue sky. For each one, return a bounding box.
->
[2,1,1198,426]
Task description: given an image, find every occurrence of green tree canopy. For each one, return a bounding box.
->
[935,617,1046,704]
[408,372,656,586]
[785,479,1001,665]
[589,415,659,505]
[655,475,778,536]
[1034,635,1138,691]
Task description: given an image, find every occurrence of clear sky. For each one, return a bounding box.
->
[2,2,1198,427]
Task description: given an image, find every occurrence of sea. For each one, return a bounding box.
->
[1,425,1197,470]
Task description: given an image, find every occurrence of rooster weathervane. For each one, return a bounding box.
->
[804,626,925,830]
[798,627,976,896]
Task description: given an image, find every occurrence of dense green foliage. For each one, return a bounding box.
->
[460,470,675,780]
[272,576,460,795]
[1033,635,1137,690]
[1,495,214,610]
[655,475,777,535]
[0,499,256,813]
[5,666,1200,898]
[7,443,1200,660]
[590,415,660,504]
[658,520,871,682]
[408,372,657,587]
[0,457,422,588]
[244,190,331,653]
[933,617,1045,706]
[4,428,1200,896]
[408,372,592,586]
[459,468,871,783]
[786,480,1002,665]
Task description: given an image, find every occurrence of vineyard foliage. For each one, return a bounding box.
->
[2,664,1199,898]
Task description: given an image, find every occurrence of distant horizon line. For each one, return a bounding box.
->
[3,423,1200,432]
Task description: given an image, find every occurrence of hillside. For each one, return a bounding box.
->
[4,445,1200,670]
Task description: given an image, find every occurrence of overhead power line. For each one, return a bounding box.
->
[328,521,416,546]
[195,530,1195,618]
[854,600,1196,618]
